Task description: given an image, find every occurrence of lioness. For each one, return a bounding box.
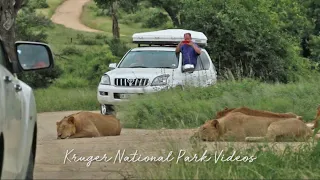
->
[193,112,313,142]
[215,106,302,120]
[56,111,122,139]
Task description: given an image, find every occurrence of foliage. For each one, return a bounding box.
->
[147,0,183,27]
[28,0,49,9]
[105,38,130,58]
[60,46,119,87]
[16,1,62,89]
[141,8,169,28]
[178,0,313,83]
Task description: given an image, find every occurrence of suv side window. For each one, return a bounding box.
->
[198,52,210,70]
[194,56,204,71]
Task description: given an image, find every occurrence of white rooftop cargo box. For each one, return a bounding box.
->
[132,29,208,47]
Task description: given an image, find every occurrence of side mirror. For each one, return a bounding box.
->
[15,41,54,71]
[109,63,117,70]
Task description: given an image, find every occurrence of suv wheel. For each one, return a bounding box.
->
[100,104,115,115]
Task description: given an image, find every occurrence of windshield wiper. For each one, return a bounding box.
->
[156,66,174,68]
[130,66,148,68]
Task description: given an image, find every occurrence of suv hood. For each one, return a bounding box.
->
[105,68,177,79]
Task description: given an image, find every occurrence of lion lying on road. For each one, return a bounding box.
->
[193,112,313,142]
[215,106,303,120]
[56,111,122,139]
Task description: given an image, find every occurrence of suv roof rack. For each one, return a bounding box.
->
[132,29,208,47]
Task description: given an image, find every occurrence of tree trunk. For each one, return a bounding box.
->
[0,0,24,64]
[111,1,119,39]
[163,7,180,27]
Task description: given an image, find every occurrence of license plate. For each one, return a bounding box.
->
[119,93,132,99]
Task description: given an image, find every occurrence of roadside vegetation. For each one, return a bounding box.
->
[15,0,320,178]
[25,0,319,114]
[133,140,320,179]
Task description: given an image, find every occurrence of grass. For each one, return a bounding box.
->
[116,77,320,129]
[36,0,66,18]
[80,1,159,43]
[34,87,98,112]
[46,23,108,53]
[133,140,320,179]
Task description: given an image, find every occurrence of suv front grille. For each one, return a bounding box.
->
[114,78,149,87]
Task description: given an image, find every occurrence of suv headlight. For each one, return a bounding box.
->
[100,74,111,85]
[151,74,170,86]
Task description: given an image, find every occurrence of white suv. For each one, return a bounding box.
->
[97,29,217,115]
[0,40,54,179]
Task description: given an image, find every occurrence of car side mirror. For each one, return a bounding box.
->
[109,63,117,70]
[15,41,54,71]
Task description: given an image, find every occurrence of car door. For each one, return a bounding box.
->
[0,54,6,140]
[197,51,216,86]
[0,45,24,178]
[180,52,203,87]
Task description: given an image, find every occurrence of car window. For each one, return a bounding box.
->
[198,52,210,70]
[118,50,179,69]
[194,57,204,71]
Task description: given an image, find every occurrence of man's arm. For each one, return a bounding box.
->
[192,43,201,54]
[176,42,182,53]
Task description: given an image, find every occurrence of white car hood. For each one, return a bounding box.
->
[105,68,176,79]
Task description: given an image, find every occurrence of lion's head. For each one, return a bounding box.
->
[193,119,220,141]
[56,116,76,139]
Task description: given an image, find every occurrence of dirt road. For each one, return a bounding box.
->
[34,111,201,179]
[34,111,309,179]
[51,0,103,33]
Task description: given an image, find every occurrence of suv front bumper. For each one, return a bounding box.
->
[97,84,168,105]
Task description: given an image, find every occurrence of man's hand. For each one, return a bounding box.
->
[187,41,194,46]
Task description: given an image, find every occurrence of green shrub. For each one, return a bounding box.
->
[142,10,169,28]
[105,38,130,58]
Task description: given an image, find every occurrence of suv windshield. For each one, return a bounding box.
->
[118,50,179,68]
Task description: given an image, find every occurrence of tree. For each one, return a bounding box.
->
[148,0,183,27]
[0,0,26,64]
[93,0,139,39]
[93,0,119,39]
[179,0,312,83]
[15,0,63,89]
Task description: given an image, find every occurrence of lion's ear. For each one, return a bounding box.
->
[211,119,219,129]
[68,116,75,124]
[56,121,61,126]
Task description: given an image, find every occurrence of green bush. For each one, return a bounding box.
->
[142,10,169,28]
[62,47,118,86]
[17,64,63,89]
[29,0,49,9]
[105,38,130,58]
[179,0,313,83]
[60,46,83,56]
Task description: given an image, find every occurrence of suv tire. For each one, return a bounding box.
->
[100,104,115,115]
